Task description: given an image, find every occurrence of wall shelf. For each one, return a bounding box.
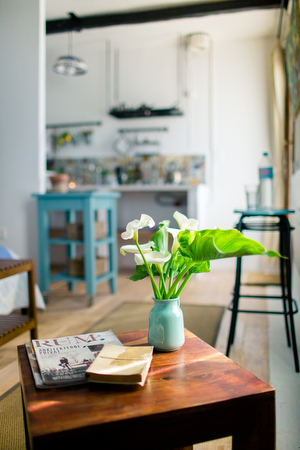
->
[118,127,168,133]
[109,107,183,119]
[46,121,102,129]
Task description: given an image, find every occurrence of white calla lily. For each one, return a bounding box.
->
[121,214,155,240]
[166,227,180,239]
[166,226,180,254]
[120,242,154,256]
[174,211,198,231]
[134,251,171,266]
[167,213,198,254]
[119,210,279,300]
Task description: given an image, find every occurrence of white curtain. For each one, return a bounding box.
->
[264,38,287,264]
[271,37,287,210]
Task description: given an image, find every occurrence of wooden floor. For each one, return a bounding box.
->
[0,269,271,450]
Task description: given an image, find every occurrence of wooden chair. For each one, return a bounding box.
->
[0,259,38,346]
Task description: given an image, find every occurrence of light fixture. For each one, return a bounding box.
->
[186,33,211,52]
[52,31,88,76]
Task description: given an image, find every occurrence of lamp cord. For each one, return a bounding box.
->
[68,32,73,57]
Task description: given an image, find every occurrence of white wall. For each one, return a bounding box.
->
[0,0,46,262]
[0,5,279,276]
[46,27,276,271]
[46,30,210,159]
[208,37,275,271]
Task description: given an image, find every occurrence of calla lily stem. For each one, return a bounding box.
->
[166,262,195,299]
[135,239,160,298]
[155,263,168,298]
[176,271,193,297]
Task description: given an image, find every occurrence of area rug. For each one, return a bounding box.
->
[0,384,25,450]
[0,303,224,450]
[87,302,225,348]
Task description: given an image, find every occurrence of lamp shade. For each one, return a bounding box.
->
[52,55,88,76]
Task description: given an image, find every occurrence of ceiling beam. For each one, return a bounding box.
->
[46,0,288,34]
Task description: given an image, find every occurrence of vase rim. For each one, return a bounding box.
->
[152,296,179,301]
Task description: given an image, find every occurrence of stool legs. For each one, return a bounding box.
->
[226,213,299,372]
[226,216,243,357]
[226,255,242,357]
[279,220,291,348]
[281,216,299,372]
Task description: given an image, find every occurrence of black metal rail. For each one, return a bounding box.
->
[46,0,288,34]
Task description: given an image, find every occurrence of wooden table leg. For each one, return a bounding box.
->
[174,447,193,450]
[231,394,275,450]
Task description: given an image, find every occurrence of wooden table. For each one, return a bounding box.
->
[18,329,275,450]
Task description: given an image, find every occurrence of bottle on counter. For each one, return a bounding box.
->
[258,152,273,209]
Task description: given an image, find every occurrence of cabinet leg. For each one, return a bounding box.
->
[109,277,117,294]
[68,281,76,292]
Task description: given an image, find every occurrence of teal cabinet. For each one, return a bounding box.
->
[32,191,121,303]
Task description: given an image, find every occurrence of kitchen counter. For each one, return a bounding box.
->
[68,183,208,227]
[69,183,202,192]
[110,183,200,191]
[113,184,207,227]
[44,184,209,271]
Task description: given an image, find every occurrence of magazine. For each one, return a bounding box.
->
[28,330,123,388]
[25,342,55,389]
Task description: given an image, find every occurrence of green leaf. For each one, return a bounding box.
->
[151,265,161,277]
[151,221,170,256]
[178,228,281,262]
[173,254,187,272]
[189,261,211,274]
[129,264,149,281]
[263,250,285,258]
[176,230,196,248]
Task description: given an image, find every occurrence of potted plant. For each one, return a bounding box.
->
[50,169,70,192]
[120,211,280,352]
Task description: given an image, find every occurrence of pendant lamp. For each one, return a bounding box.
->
[52,32,88,76]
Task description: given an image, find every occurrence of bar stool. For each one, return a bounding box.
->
[226,209,299,372]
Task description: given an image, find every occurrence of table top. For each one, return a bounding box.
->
[234,208,295,216]
[18,329,275,450]
[32,191,121,199]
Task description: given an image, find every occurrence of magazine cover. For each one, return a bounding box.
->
[25,342,56,389]
[31,330,123,387]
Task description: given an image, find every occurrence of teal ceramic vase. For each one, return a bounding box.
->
[148,297,185,352]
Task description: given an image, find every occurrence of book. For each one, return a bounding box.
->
[28,330,123,388]
[85,344,154,386]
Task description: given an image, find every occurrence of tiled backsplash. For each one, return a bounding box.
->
[47,155,205,186]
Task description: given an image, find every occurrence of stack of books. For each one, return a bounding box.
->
[26,329,153,388]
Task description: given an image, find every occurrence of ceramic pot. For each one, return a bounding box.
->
[148,297,185,352]
[50,174,70,192]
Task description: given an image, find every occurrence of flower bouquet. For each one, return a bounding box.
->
[120,211,280,351]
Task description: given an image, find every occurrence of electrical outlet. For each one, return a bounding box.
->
[0,227,7,240]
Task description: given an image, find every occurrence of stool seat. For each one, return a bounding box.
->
[226,209,299,372]
[234,208,295,216]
